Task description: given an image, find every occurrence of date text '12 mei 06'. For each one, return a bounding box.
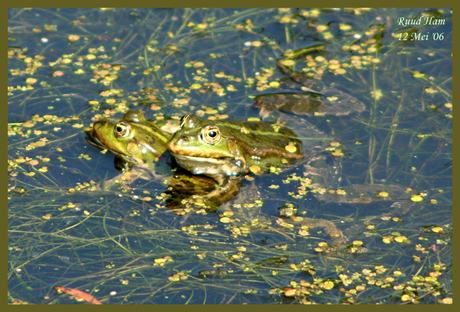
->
[398,31,445,42]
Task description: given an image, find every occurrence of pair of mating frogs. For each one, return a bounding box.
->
[89,62,414,247]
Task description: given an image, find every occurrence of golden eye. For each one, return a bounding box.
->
[114,122,130,138]
[201,125,220,145]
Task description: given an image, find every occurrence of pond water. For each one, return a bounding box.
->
[8,8,452,304]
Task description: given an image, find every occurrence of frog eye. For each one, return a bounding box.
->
[114,122,130,138]
[201,125,221,145]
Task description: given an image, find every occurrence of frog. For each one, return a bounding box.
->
[167,113,306,186]
[90,110,171,171]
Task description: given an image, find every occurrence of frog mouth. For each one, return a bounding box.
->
[167,140,234,159]
[172,154,246,177]
[88,130,108,149]
[173,154,222,164]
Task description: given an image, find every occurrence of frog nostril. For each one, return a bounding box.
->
[180,136,189,142]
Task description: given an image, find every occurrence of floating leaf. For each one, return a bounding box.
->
[54,286,102,304]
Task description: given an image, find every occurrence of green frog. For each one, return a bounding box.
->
[90,110,171,171]
[167,113,306,186]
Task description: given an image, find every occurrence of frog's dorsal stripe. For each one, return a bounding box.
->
[134,121,170,146]
[217,120,298,138]
[215,122,305,160]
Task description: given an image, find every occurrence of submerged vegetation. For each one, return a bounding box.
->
[8,8,451,304]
